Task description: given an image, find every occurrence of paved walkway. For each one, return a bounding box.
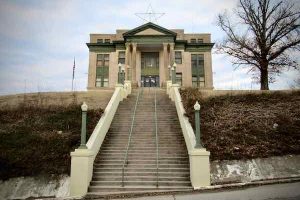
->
[123,182,300,200]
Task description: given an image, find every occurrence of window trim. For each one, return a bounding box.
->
[191,54,205,88]
[190,38,197,43]
[176,72,182,86]
[118,51,125,64]
[96,54,110,87]
[175,51,182,64]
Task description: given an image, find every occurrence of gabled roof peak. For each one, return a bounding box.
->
[123,22,177,37]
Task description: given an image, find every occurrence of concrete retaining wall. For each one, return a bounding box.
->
[0,90,114,110]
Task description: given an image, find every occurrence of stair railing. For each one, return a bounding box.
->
[121,89,141,187]
[154,88,159,187]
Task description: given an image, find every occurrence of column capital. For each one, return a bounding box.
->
[132,43,137,48]
[125,42,131,48]
[163,43,168,48]
[169,43,175,49]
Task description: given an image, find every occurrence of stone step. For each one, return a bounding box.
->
[92,171,189,177]
[93,168,189,173]
[99,150,187,154]
[98,152,187,156]
[97,156,188,161]
[90,180,191,187]
[92,176,189,182]
[94,163,189,168]
[94,160,189,165]
[102,139,185,144]
[88,185,192,192]
[106,132,183,135]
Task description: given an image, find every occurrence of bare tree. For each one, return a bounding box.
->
[217,0,300,90]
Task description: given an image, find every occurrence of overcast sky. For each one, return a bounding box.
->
[0,0,299,95]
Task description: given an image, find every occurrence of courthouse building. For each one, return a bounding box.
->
[87,22,214,89]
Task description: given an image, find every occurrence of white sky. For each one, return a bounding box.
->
[0,0,299,95]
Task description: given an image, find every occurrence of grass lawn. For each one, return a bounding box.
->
[0,104,103,180]
[180,88,300,161]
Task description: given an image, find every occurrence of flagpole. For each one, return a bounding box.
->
[72,57,75,91]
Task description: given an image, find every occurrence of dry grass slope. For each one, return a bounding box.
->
[0,91,112,180]
[180,88,300,161]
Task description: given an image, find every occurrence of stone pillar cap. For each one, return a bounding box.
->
[81,102,88,111]
[194,101,201,110]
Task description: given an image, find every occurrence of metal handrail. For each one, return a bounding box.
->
[154,88,159,187]
[122,89,141,187]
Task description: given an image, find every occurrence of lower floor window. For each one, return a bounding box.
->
[192,76,205,88]
[96,66,109,87]
[176,73,182,86]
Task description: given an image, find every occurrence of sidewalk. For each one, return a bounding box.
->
[122,182,300,200]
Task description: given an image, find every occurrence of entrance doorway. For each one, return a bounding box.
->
[141,52,159,87]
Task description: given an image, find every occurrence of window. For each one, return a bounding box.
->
[175,51,182,64]
[96,54,109,66]
[97,39,103,43]
[190,38,197,43]
[118,51,125,64]
[197,39,203,43]
[96,54,109,87]
[176,73,182,86]
[104,39,110,43]
[191,54,205,88]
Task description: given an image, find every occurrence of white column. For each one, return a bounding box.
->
[125,43,130,81]
[132,43,137,84]
[162,43,168,87]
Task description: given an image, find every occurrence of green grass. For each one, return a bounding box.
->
[180,88,300,160]
[0,104,103,180]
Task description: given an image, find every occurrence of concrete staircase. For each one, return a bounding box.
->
[87,88,192,196]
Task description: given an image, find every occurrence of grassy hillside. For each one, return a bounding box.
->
[0,104,103,180]
[180,88,300,161]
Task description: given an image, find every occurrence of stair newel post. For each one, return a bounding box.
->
[171,62,176,84]
[79,102,88,149]
[194,101,202,148]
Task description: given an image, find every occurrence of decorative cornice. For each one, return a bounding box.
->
[86,43,116,52]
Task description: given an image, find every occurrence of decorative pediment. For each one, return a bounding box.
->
[135,28,165,35]
[123,22,177,37]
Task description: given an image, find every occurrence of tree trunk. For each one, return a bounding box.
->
[260,68,269,90]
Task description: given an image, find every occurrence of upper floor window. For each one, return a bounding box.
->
[118,51,125,64]
[190,38,197,43]
[191,54,205,88]
[96,54,109,67]
[96,54,109,87]
[104,39,110,43]
[97,39,103,43]
[197,39,204,43]
[175,51,182,64]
